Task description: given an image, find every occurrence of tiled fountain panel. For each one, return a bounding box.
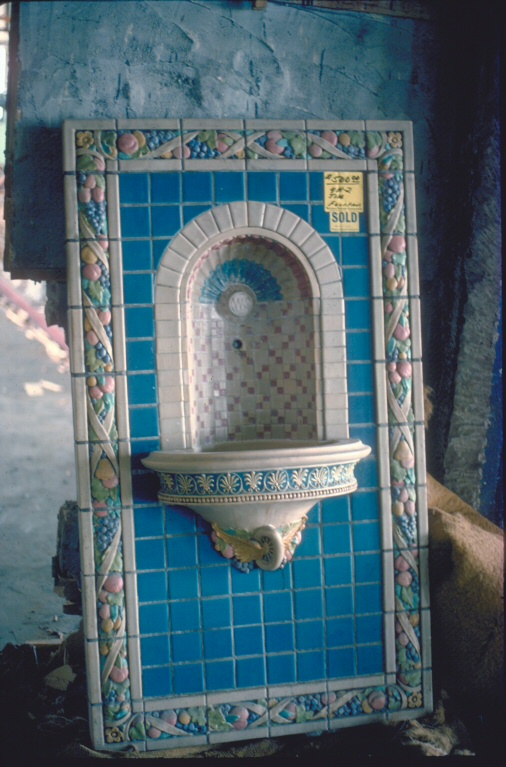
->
[64,120,431,752]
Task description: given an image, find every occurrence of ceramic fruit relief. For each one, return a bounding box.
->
[64,119,431,753]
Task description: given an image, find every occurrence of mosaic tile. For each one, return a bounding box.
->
[64,120,430,751]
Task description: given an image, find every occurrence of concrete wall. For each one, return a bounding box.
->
[5,1,502,521]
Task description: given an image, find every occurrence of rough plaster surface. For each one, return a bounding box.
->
[12,0,438,274]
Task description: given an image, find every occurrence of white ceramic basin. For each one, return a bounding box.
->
[143,438,371,529]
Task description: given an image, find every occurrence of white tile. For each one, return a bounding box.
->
[367,159,379,172]
[185,158,245,170]
[247,159,307,171]
[309,246,334,272]
[64,175,80,240]
[382,550,395,613]
[62,124,78,172]
[413,402,427,475]
[156,351,181,372]
[245,119,305,131]
[75,442,92,509]
[208,727,269,744]
[246,201,266,228]
[383,611,397,674]
[145,694,206,712]
[420,608,432,668]
[379,487,393,549]
[111,307,127,373]
[154,285,179,305]
[88,702,105,750]
[109,239,124,306]
[289,218,313,247]
[327,674,384,692]
[85,640,102,705]
[322,346,347,365]
[306,120,365,131]
[369,236,382,296]
[317,263,342,285]
[81,574,98,640]
[207,688,267,706]
[262,204,283,232]
[121,503,136,572]
[71,376,88,441]
[66,119,116,132]
[118,159,182,172]
[228,201,248,229]
[126,638,142,705]
[371,300,386,362]
[402,122,415,172]
[156,303,180,322]
[302,232,326,258]
[156,266,182,290]
[411,372,425,427]
[365,120,412,132]
[118,118,180,130]
[406,235,420,296]
[212,204,234,232]
[78,510,95,576]
[124,566,140,636]
[373,356,388,426]
[195,210,220,241]
[157,336,181,355]
[404,173,417,234]
[419,547,430,609]
[181,219,208,249]
[272,719,328,736]
[113,374,129,441]
[329,711,383,730]
[307,159,366,171]
[105,173,121,239]
[146,734,207,751]
[183,118,243,130]
[66,241,83,307]
[422,669,434,714]
[160,400,185,420]
[367,173,381,235]
[416,483,429,548]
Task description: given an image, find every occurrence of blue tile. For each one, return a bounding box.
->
[284,203,310,221]
[357,644,383,675]
[309,172,324,201]
[151,206,182,237]
[183,204,213,224]
[355,583,382,614]
[323,236,341,263]
[343,267,370,298]
[142,666,172,697]
[128,373,157,405]
[126,341,156,372]
[166,505,196,535]
[141,635,170,666]
[236,656,266,687]
[353,522,381,553]
[183,172,213,203]
[125,307,155,339]
[294,589,323,620]
[197,533,219,566]
[347,362,374,393]
[356,614,383,645]
[351,492,379,522]
[205,660,234,691]
[342,235,369,266]
[139,603,169,635]
[323,524,351,556]
[169,600,200,632]
[234,625,264,656]
[247,172,277,202]
[120,173,150,204]
[232,566,262,594]
[214,172,245,203]
[279,172,308,201]
[173,663,204,694]
[345,300,372,330]
[296,620,324,651]
[167,535,198,568]
[130,440,161,470]
[311,205,331,234]
[233,595,262,626]
[200,565,230,598]
[326,617,354,647]
[267,654,296,684]
[346,331,372,361]
[293,527,320,557]
[203,629,233,660]
[137,572,168,603]
[172,632,202,663]
[151,173,181,204]
[297,649,325,681]
[324,556,352,587]
[263,592,292,623]
[354,458,379,488]
[202,597,231,629]
[136,539,166,571]
[265,622,294,654]
[132,471,159,503]
[121,207,151,238]
[261,565,292,592]
[134,506,164,538]
[350,426,376,451]
[293,558,322,589]
[129,407,159,439]
[168,569,199,601]
[349,394,375,425]
[327,647,355,678]
[325,586,353,617]
[123,273,154,305]
[122,240,152,271]
[153,239,171,269]
[322,496,350,524]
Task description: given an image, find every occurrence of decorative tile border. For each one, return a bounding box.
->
[63,119,430,752]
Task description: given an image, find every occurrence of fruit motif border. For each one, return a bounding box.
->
[64,120,429,751]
